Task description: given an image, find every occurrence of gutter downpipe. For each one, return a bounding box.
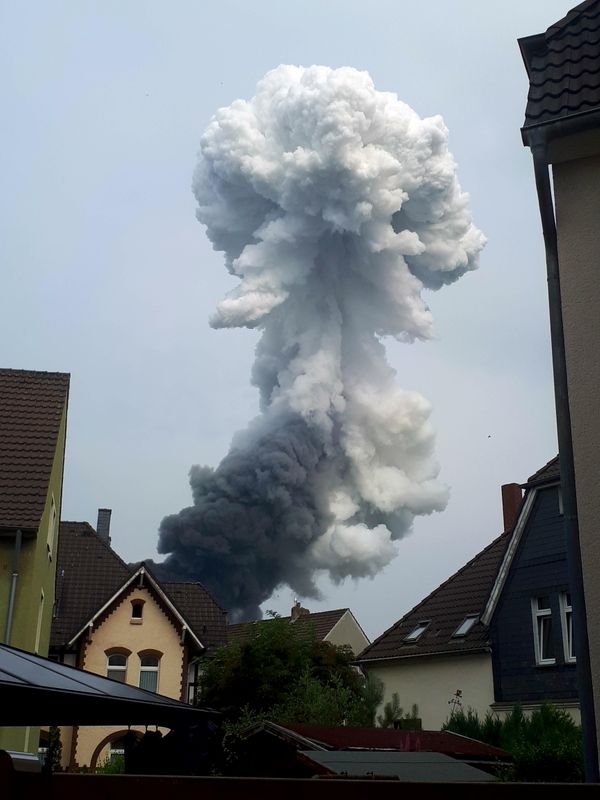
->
[530,138,599,783]
[4,528,22,645]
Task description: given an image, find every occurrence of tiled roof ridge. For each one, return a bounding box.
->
[547,0,600,39]
[0,367,70,379]
[359,531,509,658]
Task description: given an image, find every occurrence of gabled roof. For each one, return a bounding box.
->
[65,563,205,650]
[51,521,131,648]
[162,582,227,651]
[356,533,511,663]
[52,523,226,651]
[0,368,70,532]
[520,0,600,140]
[228,608,349,645]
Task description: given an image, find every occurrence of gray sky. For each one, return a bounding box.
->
[1,1,569,639]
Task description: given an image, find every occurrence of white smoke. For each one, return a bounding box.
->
[157,65,484,619]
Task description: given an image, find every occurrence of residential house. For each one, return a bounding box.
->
[0,368,70,754]
[228,602,370,656]
[357,458,578,729]
[50,516,226,769]
[519,0,600,775]
[483,458,579,719]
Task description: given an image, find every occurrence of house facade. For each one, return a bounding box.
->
[483,459,579,719]
[50,518,226,769]
[357,460,579,729]
[519,0,600,775]
[0,368,70,754]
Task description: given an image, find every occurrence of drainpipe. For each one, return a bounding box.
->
[531,142,599,783]
[4,528,22,645]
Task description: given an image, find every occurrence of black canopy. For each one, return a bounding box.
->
[0,644,217,727]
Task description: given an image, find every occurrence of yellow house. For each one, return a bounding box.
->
[50,519,226,769]
[0,368,70,754]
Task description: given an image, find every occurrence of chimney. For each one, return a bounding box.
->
[291,600,309,621]
[501,484,522,532]
[96,508,112,544]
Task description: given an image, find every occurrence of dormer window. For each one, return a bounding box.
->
[404,621,429,642]
[131,600,145,623]
[453,615,478,637]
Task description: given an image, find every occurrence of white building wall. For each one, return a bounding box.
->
[363,652,494,730]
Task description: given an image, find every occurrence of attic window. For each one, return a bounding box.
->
[131,600,145,622]
[404,621,429,642]
[453,615,478,637]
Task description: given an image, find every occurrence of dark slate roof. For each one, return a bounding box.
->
[520,0,600,133]
[228,608,348,645]
[267,722,509,761]
[52,523,227,651]
[0,368,70,532]
[356,533,511,663]
[162,582,227,651]
[524,455,560,487]
[51,521,131,648]
[0,642,216,726]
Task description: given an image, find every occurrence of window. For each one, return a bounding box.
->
[560,591,576,663]
[404,621,429,642]
[532,596,556,665]
[453,615,478,637]
[107,653,128,682]
[139,654,159,692]
[130,600,144,622]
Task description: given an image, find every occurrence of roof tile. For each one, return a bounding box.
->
[0,369,69,531]
[356,533,511,663]
[521,0,600,129]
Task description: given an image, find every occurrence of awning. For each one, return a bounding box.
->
[0,644,217,727]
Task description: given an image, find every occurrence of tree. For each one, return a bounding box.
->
[443,703,584,782]
[199,614,381,726]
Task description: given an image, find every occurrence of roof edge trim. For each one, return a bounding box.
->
[481,488,537,625]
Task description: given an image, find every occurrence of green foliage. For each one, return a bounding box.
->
[200,614,380,727]
[42,726,63,774]
[443,702,584,782]
[95,755,125,774]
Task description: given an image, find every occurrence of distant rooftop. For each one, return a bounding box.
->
[228,608,349,645]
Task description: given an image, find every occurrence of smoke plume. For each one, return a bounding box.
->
[157,65,485,620]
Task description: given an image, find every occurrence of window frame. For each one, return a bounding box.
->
[404,620,430,642]
[531,596,556,666]
[106,649,130,682]
[130,599,145,623]
[560,591,576,664]
[453,614,478,638]
[138,650,161,693]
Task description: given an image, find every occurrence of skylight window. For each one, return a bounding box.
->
[404,621,429,642]
[453,615,478,637]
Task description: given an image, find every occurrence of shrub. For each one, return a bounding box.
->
[443,702,584,782]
